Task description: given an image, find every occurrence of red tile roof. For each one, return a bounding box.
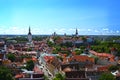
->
[23,57,37,63]
[68,55,94,63]
[33,66,43,74]
[97,66,109,71]
[32,57,37,62]
[44,56,54,62]
[90,50,114,58]
[15,73,24,78]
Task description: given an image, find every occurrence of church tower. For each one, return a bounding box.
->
[28,26,32,42]
[75,28,78,37]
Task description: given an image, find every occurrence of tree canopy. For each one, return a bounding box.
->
[53,73,65,80]
[108,65,119,71]
[26,60,34,71]
[7,53,16,62]
[0,66,14,80]
[99,72,115,80]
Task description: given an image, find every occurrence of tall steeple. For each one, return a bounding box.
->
[75,28,78,36]
[28,26,31,35]
[28,26,32,42]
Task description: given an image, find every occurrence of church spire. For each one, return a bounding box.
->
[75,28,78,36]
[28,26,32,42]
[28,26,31,35]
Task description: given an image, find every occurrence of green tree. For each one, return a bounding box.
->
[12,36,27,43]
[94,39,101,45]
[0,66,14,80]
[57,56,63,61]
[80,46,85,49]
[99,72,115,80]
[53,36,61,42]
[33,36,43,41]
[56,46,61,51]
[108,65,119,71]
[47,40,54,47]
[60,50,70,56]
[91,56,99,64]
[7,53,16,62]
[82,37,87,43]
[26,60,34,71]
[27,48,32,51]
[75,49,83,55]
[53,73,65,80]
[63,42,73,47]
[53,49,59,54]
[44,75,49,80]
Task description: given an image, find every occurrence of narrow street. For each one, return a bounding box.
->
[38,54,54,80]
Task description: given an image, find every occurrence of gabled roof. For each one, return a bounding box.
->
[90,50,114,58]
[68,55,94,63]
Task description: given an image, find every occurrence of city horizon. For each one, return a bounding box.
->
[0,0,120,35]
[0,26,120,36]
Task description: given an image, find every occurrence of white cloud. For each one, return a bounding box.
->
[79,29,86,31]
[94,30,99,32]
[87,29,92,31]
[0,26,120,35]
[69,28,75,31]
[116,30,119,33]
[3,27,28,34]
[102,28,109,31]
[59,28,66,32]
[110,30,113,33]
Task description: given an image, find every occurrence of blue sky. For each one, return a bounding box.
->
[0,0,120,35]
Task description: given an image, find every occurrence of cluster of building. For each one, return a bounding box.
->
[0,27,45,80]
[0,27,120,80]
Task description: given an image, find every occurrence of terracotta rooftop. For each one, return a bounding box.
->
[90,50,114,58]
[97,66,109,71]
[15,73,24,79]
[68,55,94,63]
[44,56,54,62]
[33,66,43,74]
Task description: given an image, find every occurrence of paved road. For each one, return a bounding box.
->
[38,55,53,80]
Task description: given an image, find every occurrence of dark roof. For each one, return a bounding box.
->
[19,78,44,80]
[0,54,4,59]
[65,71,86,78]
[65,78,89,80]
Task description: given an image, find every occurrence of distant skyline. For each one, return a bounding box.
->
[0,0,120,35]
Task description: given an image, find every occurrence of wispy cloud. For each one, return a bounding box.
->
[116,30,119,33]
[102,28,109,31]
[0,26,120,35]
